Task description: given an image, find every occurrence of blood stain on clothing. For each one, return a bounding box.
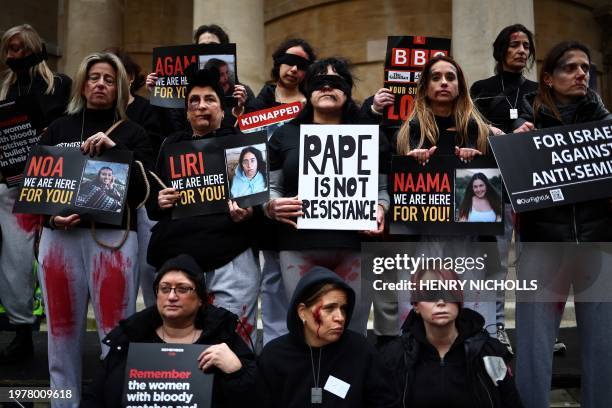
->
[93,251,131,332]
[15,213,42,234]
[236,304,254,345]
[335,258,360,282]
[43,245,75,337]
[207,292,216,305]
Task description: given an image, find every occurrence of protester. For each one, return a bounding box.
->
[457,173,502,222]
[380,268,523,407]
[147,67,260,347]
[230,146,267,198]
[256,266,398,407]
[0,24,72,365]
[265,57,390,334]
[513,40,612,408]
[36,51,152,406]
[75,166,123,211]
[82,254,255,407]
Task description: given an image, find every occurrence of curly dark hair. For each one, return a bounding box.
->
[270,38,316,83]
[457,173,502,220]
[193,24,230,44]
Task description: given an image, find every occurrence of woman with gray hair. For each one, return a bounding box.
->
[37,51,152,406]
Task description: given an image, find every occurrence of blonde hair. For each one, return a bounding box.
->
[0,24,56,100]
[66,52,129,119]
[396,55,489,155]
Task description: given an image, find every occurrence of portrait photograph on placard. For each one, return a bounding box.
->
[454,168,503,223]
[75,160,129,213]
[225,143,268,199]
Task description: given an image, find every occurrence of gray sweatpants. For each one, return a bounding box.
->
[260,250,290,345]
[136,206,157,307]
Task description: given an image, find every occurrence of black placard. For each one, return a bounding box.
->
[13,146,132,225]
[489,120,612,212]
[390,155,503,235]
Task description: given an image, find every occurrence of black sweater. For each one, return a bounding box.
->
[146,127,255,270]
[126,94,163,158]
[41,108,153,230]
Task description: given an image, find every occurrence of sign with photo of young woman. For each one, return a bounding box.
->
[13,145,132,225]
[390,155,503,235]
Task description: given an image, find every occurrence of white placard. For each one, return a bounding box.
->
[297,124,379,230]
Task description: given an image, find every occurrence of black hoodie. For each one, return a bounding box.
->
[256,267,399,408]
[379,308,523,408]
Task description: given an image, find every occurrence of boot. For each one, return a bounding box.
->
[0,324,34,364]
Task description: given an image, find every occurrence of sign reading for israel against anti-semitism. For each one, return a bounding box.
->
[162,131,268,218]
[0,96,44,187]
[489,120,612,212]
[390,155,503,235]
[298,125,379,230]
[13,146,132,225]
[238,102,302,140]
[151,43,237,108]
[123,343,213,408]
[383,36,451,126]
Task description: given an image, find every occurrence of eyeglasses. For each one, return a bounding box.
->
[157,285,196,296]
[87,74,116,86]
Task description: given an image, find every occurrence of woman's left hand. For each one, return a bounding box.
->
[231,85,247,117]
[228,200,253,222]
[81,132,116,156]
[454,146,482,163]
[198,343,242,374]
[362,204,385,236]
[372,88,395,114]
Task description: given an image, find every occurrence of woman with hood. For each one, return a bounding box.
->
[256,266,398,407]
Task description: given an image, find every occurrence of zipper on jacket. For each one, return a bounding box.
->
[572,204,579,244]
[439,355,446,367]
[477,372,494,408]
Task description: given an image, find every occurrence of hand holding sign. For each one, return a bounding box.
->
[361,204,385,236]
[51,213,81,230]
[81,132,116,157]
[228,199,253,222]
[198,343,242,374]
[266,196,303,228]
[372,88,395,114]
[407,146,437,165]
[158,187,180,209]
[146,72,158,92]
[513,121,535,133]
[454,146,482,163]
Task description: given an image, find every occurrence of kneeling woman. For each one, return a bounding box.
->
[83,254,255,407]
[256,267,398,407]
[380,268,522,408]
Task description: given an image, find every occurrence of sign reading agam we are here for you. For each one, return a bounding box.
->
[298,125,379,230]
[123,343,213,408]
[151,43,237,109]
[390,155,503,235]
[162,131,268,219]
[383,36,451,126]
[13,146,132,225]
[489,119,612,212]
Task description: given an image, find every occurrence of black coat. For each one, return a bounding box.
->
[82,305,256,408]
[514,90,612,242]
[380,308,523,408]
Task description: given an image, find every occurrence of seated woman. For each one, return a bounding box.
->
[82,254,255,407]
[76,166,123,212]
[457,173,502,222]
[230,146,267,198]
[256,266,398,407]
[380,268,522,408]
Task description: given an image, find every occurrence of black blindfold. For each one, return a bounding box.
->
[275,53,311,71]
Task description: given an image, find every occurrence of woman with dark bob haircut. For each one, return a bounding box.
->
[82,254,256,407]
[457,172,502,222]
[230,145,268,198]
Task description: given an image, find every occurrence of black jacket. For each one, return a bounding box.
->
[82,305,256,408]
[256,267,399,408]
[380,308,522,408]
[126,94,163,158]
[514,90,612,242]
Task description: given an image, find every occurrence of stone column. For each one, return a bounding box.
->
[193,0,265,92]
[452,0,536,85]
[60,0,123,77]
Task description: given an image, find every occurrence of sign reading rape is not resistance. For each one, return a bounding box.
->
[298,125,379,230]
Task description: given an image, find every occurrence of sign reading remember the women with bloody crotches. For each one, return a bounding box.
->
[298,124,379,230]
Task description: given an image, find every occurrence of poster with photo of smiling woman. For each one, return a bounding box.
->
[454,168,503,222]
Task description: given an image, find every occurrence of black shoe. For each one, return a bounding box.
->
[0,324,34,364]
[553,337,566,356]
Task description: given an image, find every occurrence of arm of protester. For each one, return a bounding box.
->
[198,343,242,373]
[362,173,390,236]
[265,196,302,228]
[454,146,482,162]
[490,125,505,136]
[228,200,253,223]
[49,214,81,230]
[145,72,157,93]
[513,121,535,133]
[231,84,248,117]
[372,88,395,115]
[407,146,437,165]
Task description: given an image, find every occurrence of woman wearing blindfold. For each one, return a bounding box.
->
[264,57,390,336]
[380,268,523,408]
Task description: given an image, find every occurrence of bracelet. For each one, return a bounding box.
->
[49,216,57,229]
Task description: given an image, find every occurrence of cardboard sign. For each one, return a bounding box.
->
[238,102,302,139]
[390,155,503,235]
[298,124,379,230]
[382,36,451,126]
[489,120,612,212]
[151,43,237,108]
[162,131,269,218]
[123,343,213,408]
[13,146,132,225]
[0,96,44,186]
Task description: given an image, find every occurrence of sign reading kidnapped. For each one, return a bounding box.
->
[298,125,379,230]
[13,146,132,225]
[123,343,213,408]
[489,120,612,212]
[162,131,269,218]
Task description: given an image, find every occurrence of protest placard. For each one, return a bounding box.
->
[123,343,213,408]
[0,96,44,186]
[390,155,503,235]
[297,124,379,230]
[162,131,268,218]
[382,36,451,126]
[238,102,302,140]
[151,43,237,108]
[489,119,612,212]
[13,146,132,225]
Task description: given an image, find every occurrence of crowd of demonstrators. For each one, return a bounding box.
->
[0,18,610,408]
